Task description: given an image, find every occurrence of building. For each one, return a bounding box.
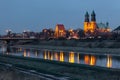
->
[54,24,66,38]
[113,26,120,34]
[97,22,110,33]
[84,11,111,38]
[84,11,97,33]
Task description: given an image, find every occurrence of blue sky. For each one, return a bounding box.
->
[0,0,120,34]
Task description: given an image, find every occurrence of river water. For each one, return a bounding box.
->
[0,45,120,69]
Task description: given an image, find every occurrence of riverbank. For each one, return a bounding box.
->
[13,45,120,55]
[0,54,120,80]
[0,63,54,80]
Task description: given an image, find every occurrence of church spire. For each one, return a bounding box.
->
[91,10,96,21]
[85,11,89,22]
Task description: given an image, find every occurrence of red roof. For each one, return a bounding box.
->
[56,24,65,30]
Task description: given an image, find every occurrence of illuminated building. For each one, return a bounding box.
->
[84,11,110,36]
[97,22,110,32]
[84,11,97,33]
[68,29,79,39]
[54,24,66,38]
[113,26,120,34]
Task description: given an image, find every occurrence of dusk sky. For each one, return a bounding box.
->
[0,0,120,34]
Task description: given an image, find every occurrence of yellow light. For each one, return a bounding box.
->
[44,50,47,59]
[69,52,74,63]
[107,55,112,68]
[90,56,96,66]
[60,51,64,62]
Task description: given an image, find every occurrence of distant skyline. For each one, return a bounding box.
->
[0,0,120,34]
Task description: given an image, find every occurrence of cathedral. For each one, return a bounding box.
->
[84,11,110,34]
[84,11,97,33]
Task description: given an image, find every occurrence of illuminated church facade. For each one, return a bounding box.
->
[84,11,110,35]
[54,24,66,38]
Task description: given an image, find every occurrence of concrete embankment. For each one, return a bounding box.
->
[0,54,120,80]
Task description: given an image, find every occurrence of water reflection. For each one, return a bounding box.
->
[60,51,64,62]
[43,50,47,59]
[90,56,96,66]
[69,52,74,63]
[1,46,120,69]
[35,50,38,57]
[23,50,27,57]
[107,55,112,68]
[77,53,80,63]
[84,55,96,65]
[54,52,59,60]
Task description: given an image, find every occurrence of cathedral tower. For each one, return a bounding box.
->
[90,11,97,33]
[84,11,90,33]
[84,11,97,33]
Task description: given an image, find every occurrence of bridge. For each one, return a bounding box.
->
[0,38,39,45]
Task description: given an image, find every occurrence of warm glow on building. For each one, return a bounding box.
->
[54,24,66,38]
[69,52,75,63]
[107,55,112,68]
[84,11,110,35]
[84,11,97,33]
[60,51,64,62]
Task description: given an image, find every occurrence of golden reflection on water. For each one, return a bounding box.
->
[107,55,112,68]
[90,55,96,66]
[60,51,64,62]
[54,52,59,60]
[84,55,96,65]
[44,50,47,59]
[48,51,50,60]
[50,52,53,60]
[69,52,74,63]
[84,55,90,64]
[23,50,26,57]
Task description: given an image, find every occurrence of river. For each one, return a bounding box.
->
[0,45,120,69]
